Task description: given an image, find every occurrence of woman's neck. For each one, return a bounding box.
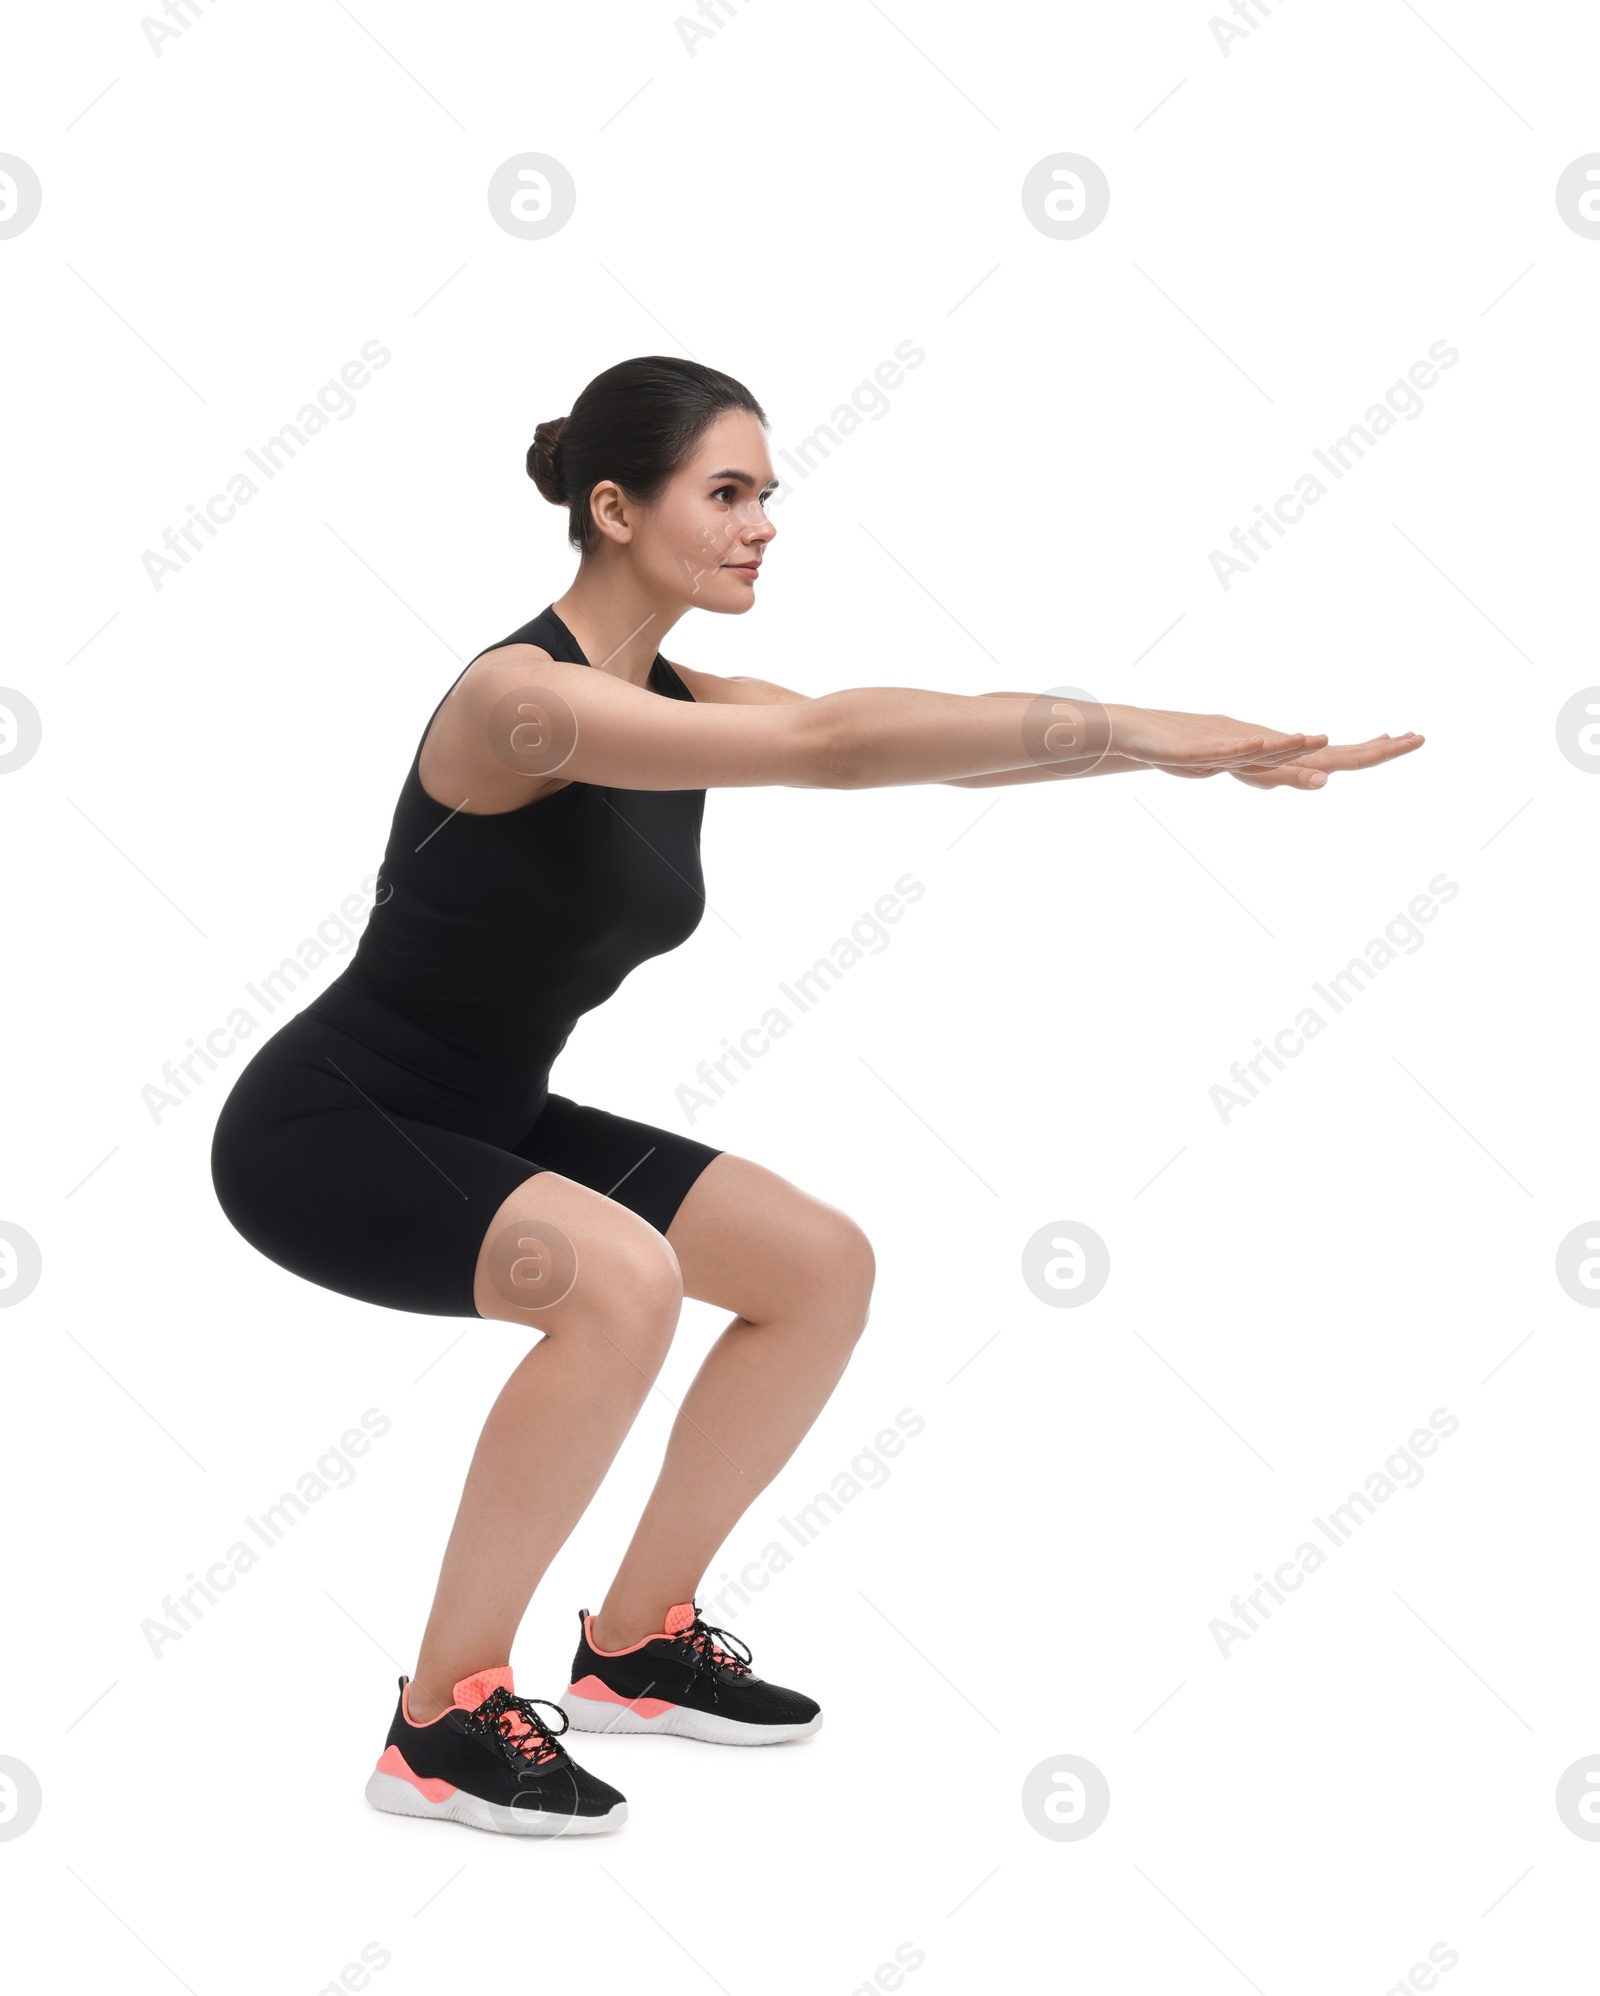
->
[551,570,686,688]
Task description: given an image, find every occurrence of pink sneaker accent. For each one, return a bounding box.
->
[566,1673,674,1718]
[663,1602,696,1637]
[452,1666,515,1709]
[401,1665,515,1727]
[374,1745,456,1802]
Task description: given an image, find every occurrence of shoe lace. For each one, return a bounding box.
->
[674,1612,753,1681]
[463,1686,570,1769]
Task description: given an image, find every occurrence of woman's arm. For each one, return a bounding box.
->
[676,671,1421,791]
[942,755,1145,788]
[442,646,1414,799]
[938,691,1134,787]
[673,670,1145,788]
[676,672,1146,788]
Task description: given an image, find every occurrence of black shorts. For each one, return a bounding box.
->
[210,981,723,1319]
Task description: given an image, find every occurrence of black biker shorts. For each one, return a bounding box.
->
[210,983,724,1319]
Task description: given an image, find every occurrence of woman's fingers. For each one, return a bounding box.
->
[1299,732,1425,771]
[1229,762,1327,791]
[1201,732,1333,769]
[1233,733,1334,768]
[1278,733,1422,774]
[1121,710,1422,778]
[1149,720,1426,788]
[1228,732,1426,789]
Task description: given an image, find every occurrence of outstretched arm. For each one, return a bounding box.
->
[677,672,1422,791]
[439,646,1419,801]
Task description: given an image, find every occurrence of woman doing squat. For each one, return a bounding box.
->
[210,355,1422,1837]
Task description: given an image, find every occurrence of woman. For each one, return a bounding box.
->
[210,355,1422,1838]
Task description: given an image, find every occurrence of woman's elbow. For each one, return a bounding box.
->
[791,696,862,790]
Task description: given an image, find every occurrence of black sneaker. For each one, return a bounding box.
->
[562,1602,822,1745]
[365,1665,627,1835]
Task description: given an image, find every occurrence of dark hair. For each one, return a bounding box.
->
[527,356,767,556]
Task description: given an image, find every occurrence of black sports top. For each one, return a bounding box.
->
[320,604,707,1087]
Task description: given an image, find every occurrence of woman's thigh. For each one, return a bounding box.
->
[510,1092,724,1240]
[212,1016,864,1329]
[500,1100,878,1328]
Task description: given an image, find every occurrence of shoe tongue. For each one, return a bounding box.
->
[664,1603,697,1637]
[452,1665,515,1709]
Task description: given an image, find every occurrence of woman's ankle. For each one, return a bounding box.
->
[404,1678,454,1725]
[589,1607,667,1653]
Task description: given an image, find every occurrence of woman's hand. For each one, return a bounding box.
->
[1104,705,1422,789]
[1218,732,1425,790]
[1106,704,1328,772]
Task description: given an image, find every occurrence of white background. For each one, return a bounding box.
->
[3,1,1597,1990]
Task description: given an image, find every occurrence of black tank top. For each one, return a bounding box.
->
[316,604,707,1087]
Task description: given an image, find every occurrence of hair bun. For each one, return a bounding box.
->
[527,416,570,504]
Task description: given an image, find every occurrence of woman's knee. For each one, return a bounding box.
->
[474,1174,683,1354]
[838,1217,877,1328]
[799,1210,876,1334]
[599,1224,685,1343]
[667,1156,874,1333]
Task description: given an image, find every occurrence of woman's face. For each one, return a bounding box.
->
[596,407,778,612]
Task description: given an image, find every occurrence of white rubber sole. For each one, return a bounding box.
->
[561,1691,822,1745]
[364,1769,626,1836]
